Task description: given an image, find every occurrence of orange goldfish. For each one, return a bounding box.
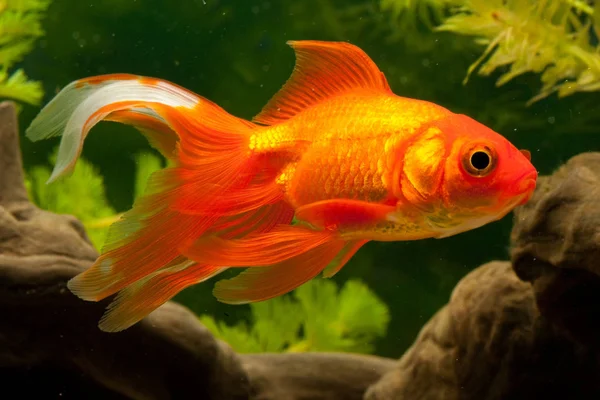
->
[26,40,537,332]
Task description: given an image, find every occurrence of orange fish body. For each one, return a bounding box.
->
[26,40,537,332]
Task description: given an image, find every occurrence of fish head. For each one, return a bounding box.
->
[403,113,537,238]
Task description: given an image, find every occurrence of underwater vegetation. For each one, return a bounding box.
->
[200,278,390,354]
[25,148,164,250]
[0,0,50,106]
[381,0,600,104]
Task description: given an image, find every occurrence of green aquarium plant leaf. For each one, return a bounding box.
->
[25,149,164,250]
[199,295,304,354]
[249,294,305,352]
[0,0,51,106]
[201,278,390,354]
[132,151,165,199]
[25,149,117,249]
[380,0,455,31]
[382,0,600,104]
[292,278,391,353]
[0,68,42,104]
[335,280,391,351]
[199,315,265,353]
[436,0,600,103]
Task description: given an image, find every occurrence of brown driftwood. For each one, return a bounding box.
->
[0,101,396,400]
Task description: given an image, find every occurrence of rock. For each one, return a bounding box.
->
[365,261,539,400]
[242,353,396,400]
[511,152,600,344]
[366,152,600,400]
[0,101,396,400]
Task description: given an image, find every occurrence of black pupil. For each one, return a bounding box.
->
[471,151,490,170]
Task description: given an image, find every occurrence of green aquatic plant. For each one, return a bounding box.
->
[0,0,51,105]
[380,0,453,31]
[25,149,163,249]
[382,0,600,103]
[200,278,390,354]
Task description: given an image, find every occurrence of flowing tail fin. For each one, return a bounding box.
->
[26,74,296,331]
[26,74,194,181]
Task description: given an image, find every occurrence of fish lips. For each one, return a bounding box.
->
[516,171,538,205]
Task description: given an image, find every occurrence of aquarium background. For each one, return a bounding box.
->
[13,0,600,358]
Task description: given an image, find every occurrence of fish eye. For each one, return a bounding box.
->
[462,146,496,177]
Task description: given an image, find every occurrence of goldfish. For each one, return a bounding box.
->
[26,40,537,332]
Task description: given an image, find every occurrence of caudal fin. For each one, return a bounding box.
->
[98,261,227,332]
[26,74,195,181]
[27,74,295,330]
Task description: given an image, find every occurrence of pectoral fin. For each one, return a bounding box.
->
[295,199,396,230]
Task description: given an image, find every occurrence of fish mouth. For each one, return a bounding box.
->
[516,171,537,205]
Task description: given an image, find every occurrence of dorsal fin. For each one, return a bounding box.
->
[253,40,392,125]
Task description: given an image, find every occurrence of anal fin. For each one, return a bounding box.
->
[213,239,346,304]
[322,239,368,278]
[181,224,334,267]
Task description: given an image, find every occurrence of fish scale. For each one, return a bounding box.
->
[257,93,449,209]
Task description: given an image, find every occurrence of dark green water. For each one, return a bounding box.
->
[18,0,599,358]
